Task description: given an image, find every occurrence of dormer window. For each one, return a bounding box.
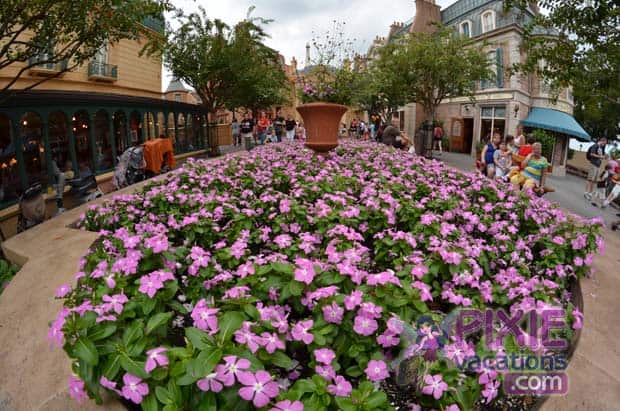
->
[481,10,496,33]
[460,20,471,38]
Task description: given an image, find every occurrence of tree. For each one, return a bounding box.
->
[507,1,619,105]
[372,26,493,123]
[0,0,171,101]
[163,7,290,153]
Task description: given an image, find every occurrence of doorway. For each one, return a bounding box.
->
[463,118,474,154]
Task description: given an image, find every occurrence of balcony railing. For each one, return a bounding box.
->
[88,61,118,82]
[142,16,165,34]
[28,57,68,76]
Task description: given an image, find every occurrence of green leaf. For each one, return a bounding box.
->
[345,365,363,377]
[269,351,294,370]
[103,354,122,380]
[155,387,173,405]
[218,312,245,343]
[197,391,217,411]
[289,281,304,297]
[334,397,356,411]
[141,393,158,411]
[197,348,223,376]
[89,324,117,341]
[73,337,99,366]
[123,320,144,346]
[142,298,157,316]
[271,261,294,274]
[185,327,215,350]
[366,391,388,409]
[146,312,173,335]
[120,352,147,379]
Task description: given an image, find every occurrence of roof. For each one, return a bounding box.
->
[165,78,189,93]
[521,108,591,141]
[441,0,495,24]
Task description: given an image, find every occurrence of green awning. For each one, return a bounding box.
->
[521,108,591,141]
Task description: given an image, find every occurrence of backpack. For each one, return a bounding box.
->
[128,147,144,170]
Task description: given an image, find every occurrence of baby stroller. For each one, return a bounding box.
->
[67,174,103,204]
[16,183,46,233]
[114,146,145,189]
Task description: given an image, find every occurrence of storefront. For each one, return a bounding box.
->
[0,90,208,209]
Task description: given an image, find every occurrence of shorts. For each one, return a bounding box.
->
[495,167,508,178]
[611,184,620,198]
[587,164,601,181]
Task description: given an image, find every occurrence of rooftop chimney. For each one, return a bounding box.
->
[411,0,441,34]
[305,43,311,66]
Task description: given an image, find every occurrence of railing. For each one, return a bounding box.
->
[28,57,68,74]
[88,61,118,81]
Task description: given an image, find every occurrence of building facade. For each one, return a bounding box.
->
[374,0,587,175]
[0,18,209,209]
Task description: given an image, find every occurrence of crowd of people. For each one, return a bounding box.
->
[582,137,620,230]
[231,110,306,147]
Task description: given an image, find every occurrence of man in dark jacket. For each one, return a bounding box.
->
[381,124,400,147]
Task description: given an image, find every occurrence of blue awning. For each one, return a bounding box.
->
[521,108,591,141]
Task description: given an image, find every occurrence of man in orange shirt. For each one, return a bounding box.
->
[257,111,270,145]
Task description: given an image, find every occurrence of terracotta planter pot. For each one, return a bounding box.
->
[296,102,348,153]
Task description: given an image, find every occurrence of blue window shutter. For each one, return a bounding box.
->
[496,47,504,88]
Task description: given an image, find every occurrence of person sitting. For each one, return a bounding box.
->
[518,135,535,157]
[381,124,400,147]
[481,132,501,178]
[510,142,549,193]
[494,140,513,181]
[598,164,620,208]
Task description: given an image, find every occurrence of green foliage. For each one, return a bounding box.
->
[0,0,171,101]
[568,148,575,160]
[0,258,19,294]
[367,26,493,122]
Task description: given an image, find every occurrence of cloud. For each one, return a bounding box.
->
[163,0,458,90]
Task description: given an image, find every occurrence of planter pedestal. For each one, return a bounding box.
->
[296,102,348,153]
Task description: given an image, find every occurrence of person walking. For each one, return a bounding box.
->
[240,112,255,150]
[231,117,241,146]
[433,123,444,155]
[257,111,270,145]
[285,115,296,142]
[274,110,285,143]
[584,137,608,201]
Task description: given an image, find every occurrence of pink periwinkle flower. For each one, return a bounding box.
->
[191,299,219,334]
[344,290,363,311]
[314,348,336,364]
[238,370,280,408]
[100,376,120,394]
[316,364,336,381]
[322,301,344,324]
[327,375,352,397]
[261,332,285,354]
[197,372,224,393]
[102,293,128,315]
[291,320,314,344]
[217,355,251,386]
[365,360,389,382]
[55,284,72,298]
[270,399,304,411]
[353,313,378,336]
[482,380,500,404]
[422,374,448,400]
[68,375,88,404]
[121,373,149,404]
[145,347,168,373]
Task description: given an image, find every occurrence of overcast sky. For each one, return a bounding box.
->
[163,0,458,90]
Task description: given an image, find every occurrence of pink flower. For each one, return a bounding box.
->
[446,405,460,411]
[261,332,285,354]
[235,323,263,353]
[55,284,71,298]
[145,234,169,253]
[100,376,120,394]
[365,360,389,382]
[572,307,584,330]
[218,355,251,386]
[270,399,304,411]
[377,331,400,348]
[294,259,316,285]
[314,348,336,364]
[145,347,168,373]
[197,372,224,393]
[316,364,336,381]
[353,314,378,336]
[422,374,448,400]
[344,290,363,310]
[68,375,88,404]
[411,264,429,280]
[322,301,344,324]
[291,320,314,344]
[482,380,500,403]
[413,281,433,302]
[138,273,164,298]
[191,299,219,334]
[274,234,292,248]
[102,293,128,314]
[121,373,149,404]
[327,375,352,397]
[238,370,279,408]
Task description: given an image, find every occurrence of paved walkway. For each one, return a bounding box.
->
[440,151,620,411]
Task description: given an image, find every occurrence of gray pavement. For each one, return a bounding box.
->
[438,151,620,227]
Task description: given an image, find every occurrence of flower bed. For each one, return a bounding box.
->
[52,141,602,411]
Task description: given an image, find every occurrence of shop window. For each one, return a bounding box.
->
[113,111,129,156]
[72,111,94,177]
[0,115,20,206]
[94,110,113,172]
[48,111,72,180]
[21,112,48,186]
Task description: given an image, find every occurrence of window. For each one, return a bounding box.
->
[481,10,496,33]
[460,20,471,38]
[175,93,182,102]
[481,51,497,89]
[480,106,506,142]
